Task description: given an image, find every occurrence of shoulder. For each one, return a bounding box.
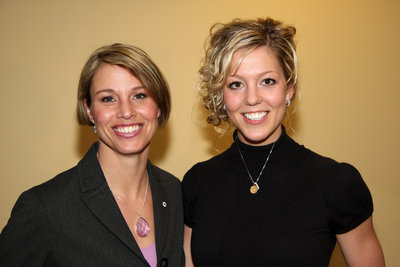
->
[300,147,363,184]
[148,163,182,199]
[291,145,371,202]
[3,166,81,225]
[299,147,373,232]
[301,146,339,169]
[183,149,230,182]
[149,163,180,185]
[28,143,99,200]
[181,149,231,204]
[28,166,80,201]
[0,165,80,243]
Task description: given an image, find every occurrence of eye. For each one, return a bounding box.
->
[227,81,243,89]
[134,93,147,100]
[262,78,276,85]
[101,96,115,102]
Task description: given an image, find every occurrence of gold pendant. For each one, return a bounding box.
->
[250,183,259,194]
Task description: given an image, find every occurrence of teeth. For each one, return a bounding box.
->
[244,112,267,121]
[114,125,141,133]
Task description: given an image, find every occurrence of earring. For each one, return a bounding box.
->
[286,100,291,108]
[223,104,226,110]
[93,125,97,134]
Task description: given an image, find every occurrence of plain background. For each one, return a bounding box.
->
[0,0,399,266]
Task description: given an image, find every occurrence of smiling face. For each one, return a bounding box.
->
[85,63,160,157]
[223,46,294,146]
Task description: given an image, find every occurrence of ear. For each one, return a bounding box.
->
[84,99,95,125]
[286,83,295,102]
[157,108,161,120]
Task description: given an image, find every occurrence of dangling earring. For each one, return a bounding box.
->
[286,100,291,108]
[93,125,97,134]
[223,104,226,110]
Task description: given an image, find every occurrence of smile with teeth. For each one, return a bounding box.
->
[243,111,268,121]
[113,125,142,133]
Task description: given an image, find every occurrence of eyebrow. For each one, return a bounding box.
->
[228,71,278,79]
[94,86,146,95]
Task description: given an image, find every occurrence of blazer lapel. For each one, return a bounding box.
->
[77,143,146,262]
[148,162,170,259]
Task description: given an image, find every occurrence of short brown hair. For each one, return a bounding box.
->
[77,43,171,126]
[199,18,297,128]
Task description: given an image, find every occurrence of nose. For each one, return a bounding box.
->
[117,100,135,119]
[244,85,262,106]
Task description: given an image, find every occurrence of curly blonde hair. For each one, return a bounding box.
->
[199,18,298,130]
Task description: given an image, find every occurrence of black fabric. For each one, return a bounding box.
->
[0,142,184,267]
[183,128,373,267]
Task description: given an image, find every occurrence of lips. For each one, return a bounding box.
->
[113,124,142,134]
[243,111,268,121]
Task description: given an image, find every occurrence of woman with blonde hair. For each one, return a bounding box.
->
[183,18,384,267]
[0,43,184,266]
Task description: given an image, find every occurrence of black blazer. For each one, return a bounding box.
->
[0,142,184,267]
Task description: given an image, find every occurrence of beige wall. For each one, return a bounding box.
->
[1,0,399,265]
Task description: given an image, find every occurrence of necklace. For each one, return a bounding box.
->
[235,135,276,194]
[110,175,150,237]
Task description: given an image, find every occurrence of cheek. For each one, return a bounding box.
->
[140,101,160,122]
[223,90,242,111]
[91,107,114,125]
[263,91,287,108]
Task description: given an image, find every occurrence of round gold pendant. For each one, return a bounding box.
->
[250,184,259,194]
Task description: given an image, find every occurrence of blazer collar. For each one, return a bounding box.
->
[147,162,170,260]
[77,142,170,263]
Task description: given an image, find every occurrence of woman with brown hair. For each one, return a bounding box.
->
[0,43,184,267]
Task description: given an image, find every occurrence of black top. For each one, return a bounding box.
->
[0,142,184,267]
[183,128,373,267]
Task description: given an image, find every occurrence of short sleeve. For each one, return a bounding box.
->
[325,163,373,234]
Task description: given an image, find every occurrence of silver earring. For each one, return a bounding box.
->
[93,125,97,134]
[286,100,291,108]
[223,104,226,110]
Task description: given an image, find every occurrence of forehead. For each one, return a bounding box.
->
[91,63,143,90]
[230,46,283,75]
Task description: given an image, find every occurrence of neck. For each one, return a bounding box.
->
[97,142,150,198]
[237,125,282,147]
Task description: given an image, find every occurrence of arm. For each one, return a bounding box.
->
[0,190,50,266]
[184,225,194,267]
[336,216,385,267]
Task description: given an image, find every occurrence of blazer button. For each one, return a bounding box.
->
[160,258,168,267]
